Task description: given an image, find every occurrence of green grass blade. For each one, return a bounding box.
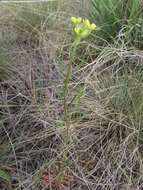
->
[0,169,11,183]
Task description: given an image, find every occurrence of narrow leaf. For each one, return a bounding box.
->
[0,169,11,183]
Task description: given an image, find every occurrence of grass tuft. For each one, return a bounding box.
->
[90,0,143,48]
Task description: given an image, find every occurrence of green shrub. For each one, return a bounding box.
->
[90,0,143,48]
[97,66,143,141]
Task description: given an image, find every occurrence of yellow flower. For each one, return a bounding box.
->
[83,19,91,28]
[74,27,81,35]
[76,17,82,24]
[71,16,96,44]
[90,23,96,30]
[71,17,82,25]
[83,19,96,30]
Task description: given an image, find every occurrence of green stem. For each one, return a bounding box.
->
[61,40,79,175]
[63,44,77,144]
[63,61,72,143]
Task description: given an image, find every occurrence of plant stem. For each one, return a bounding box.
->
[63,44,77,144]
[63,61,72,143]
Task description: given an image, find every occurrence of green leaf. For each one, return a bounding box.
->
[0,169,11,183]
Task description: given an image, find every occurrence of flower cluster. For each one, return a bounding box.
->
[71,16,96,43]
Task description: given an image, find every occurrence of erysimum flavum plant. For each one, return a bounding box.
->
[63,17,96,144]
[71,16,96,45]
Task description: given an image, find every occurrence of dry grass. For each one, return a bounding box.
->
[0,0,143,190]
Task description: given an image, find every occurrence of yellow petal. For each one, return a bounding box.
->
[71,17,77,24]
[74,27,81,35]
[76,17,82,24]
[71,16,82,25]
[84,19,91,28]
[90,23,96,30]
